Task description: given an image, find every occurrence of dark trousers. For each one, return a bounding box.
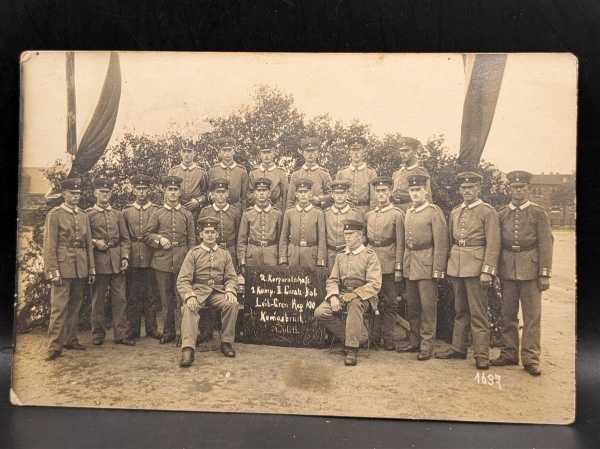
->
[450,276,490,360]
[126,267,158,337]
[405,279,438,352]
[47,278,86,352]
[378,273,400,345]
[154,270,181,338]
[500,279,542,366]
[91,273,129,341]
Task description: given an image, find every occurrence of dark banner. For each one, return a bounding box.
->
[238,266,329,347]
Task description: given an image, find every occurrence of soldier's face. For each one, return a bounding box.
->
[510,184,529,202]
[296,189,311,205]
[134,186,149,202]
[94,188,111,205]
[344,230,362,249]
[212,189,229,205]
[63,190,80,207]
[303,149,317,164]
[409,186,427,204]
[260,150,274,165]
[459,184,480,203]
[201,228,218,245]
[350,147,364,164]
[220,148,234,162]
[181,148,194,164]
[255,188,270,204]
[332,191,348,206]
[375,187,391,205]
[399,147,414,163]
[165,186,181,203]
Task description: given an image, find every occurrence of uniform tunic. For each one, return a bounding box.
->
[177,243,239,348]
[248,164,288,210]
[446,198,500,360]
[335,163,377,212]
[237,204,282,267]
[287,164,332,208]
[198,203,241,268]
[87,204,131,341]
[168,163,209,212]
[208,161,249,209]
[402,201,449,352]
[324,204,364,270]
[497,200,554,367]
[122,202,159,268]
[43,204,95,352]
[315,245,382,348]
[278,204,327,269]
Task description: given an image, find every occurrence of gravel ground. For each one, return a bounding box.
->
[10,231,575,424]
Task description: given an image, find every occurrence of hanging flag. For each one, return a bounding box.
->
[65,52,77,157]
[68,52,122,177]
[458,54,507,169]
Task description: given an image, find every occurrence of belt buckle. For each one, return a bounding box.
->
[373,240,381,245]
[511,245,521,252]
[458,239,466,247]
[260,240,268,247]
[299,240,307,247]
[207,279,214,286]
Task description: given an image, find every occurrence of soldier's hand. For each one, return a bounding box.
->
[538,276,551,292]
[186,296,201,313]
[342,292,358,303]
[120,258,129,272]
[159,237,172,249]
[184,198,200,210]
[50,275,62,286]
[480,273,493,289]
[226,292,237,304]
[330,295,341,312]
[94,239,108,251]
[88,274,95,285]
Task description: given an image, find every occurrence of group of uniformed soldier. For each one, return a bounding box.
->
[42,135,553,376]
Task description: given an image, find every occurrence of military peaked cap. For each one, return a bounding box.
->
[257,140,275,151]
[330,180,351,192]
[370,176,393,188]
[299,136,320,151]
[506,170,532,186]
[214,137,236,148]
[343,219,364,232]
[347,136,368,148]
[294,177,314,190]
[161,175,183,188]
[93,177,113,190]
[253,177,272,189]
[131,174,153,187]
[198,216,220,231]
[398,136,423,151]
[61,177,82,192]
[408,174,429,187]
[456,171,483,187]
[210,177,229,191]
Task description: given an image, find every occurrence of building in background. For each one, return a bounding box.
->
[530,173,575,228]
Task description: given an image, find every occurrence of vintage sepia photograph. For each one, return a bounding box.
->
[13,51,576,424]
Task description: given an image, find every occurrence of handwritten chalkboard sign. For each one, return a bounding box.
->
[238,266,329,348]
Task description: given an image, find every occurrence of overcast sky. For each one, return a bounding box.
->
[21,52,576,174]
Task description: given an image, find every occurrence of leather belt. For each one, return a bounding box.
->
[106,241,119,248]
[218,239,236,248]
[249,239,277,247]
[327,243,346,252]
[454,239,486,247]
[341,277,366,292]
[68,241,85,248]
[291,240,317,247]
[133,236,145,242]
[503,243,537,252]
[368,238,395,247]
[169,241,185,247]
[406,242,433,250]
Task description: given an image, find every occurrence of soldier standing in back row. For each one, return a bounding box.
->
[324,180,364,271]
[238,178,283,270]
[87,178,134,346]
[435,172,500,370]
[335,136,377,214]
[401,174,449,360]
[198,178,241,270]
[287,136,332,209]
[279,178,327,269]
[365,176,405,350]
[392,137,431,208]
[208,137,249,210]
[43,178,95,360]
[168,145,209,221]
[144,175,196,344]
[491,171,553,376]
[122,174,160,339]
[248,140,288,210]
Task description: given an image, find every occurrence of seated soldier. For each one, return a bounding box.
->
[314,219,382,366]
[177,217,239,367]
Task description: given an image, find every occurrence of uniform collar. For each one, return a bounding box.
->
[345,244,366,255]
[133,201,153,210]
[375,203,393,213]
[410,201,429,213]
[180,162,198,171]
[254,203,272,213]
[302,163,319,171]
[461,199,483,209]
[259,163,276,172]
[509,200,531,210]
[349,162,367,172]
[220,161,237,169]
[213,203,230,212]
[296,203,314,212]
[60,204,78,214]
[163,203,182,211]
[200,242,218,252]
[93,204,112,212]
[331,204,351,214]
